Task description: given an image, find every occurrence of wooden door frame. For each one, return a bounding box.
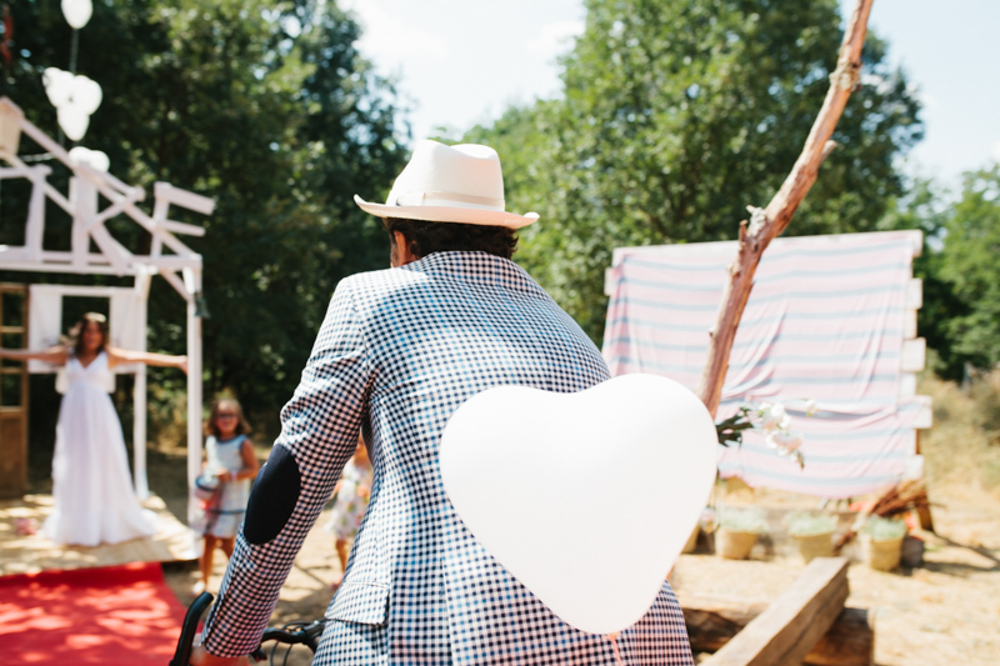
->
[0,282,29,498]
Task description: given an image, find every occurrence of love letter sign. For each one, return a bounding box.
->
[440,373,718,635]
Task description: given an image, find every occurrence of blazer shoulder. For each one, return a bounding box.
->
[337,266,427,305]
[339,265,419,290]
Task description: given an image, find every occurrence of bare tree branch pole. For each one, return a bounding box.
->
[695,0,875,417]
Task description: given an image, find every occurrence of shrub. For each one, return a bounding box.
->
[717,506,768,534]
[862,515,907,541]
[786,511,838,536]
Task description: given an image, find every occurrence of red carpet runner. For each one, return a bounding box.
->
[0,561,187,664]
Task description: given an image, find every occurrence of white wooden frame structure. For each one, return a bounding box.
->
[0,97,212,516]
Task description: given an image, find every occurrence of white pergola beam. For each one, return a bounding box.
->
[0,96,210,535]
[82,188,144,232]
[0,251,202,272]
[154,181,216,216]
[159,219,206,237]
[160,268,193,302]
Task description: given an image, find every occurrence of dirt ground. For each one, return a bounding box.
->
[156,457,1000,666]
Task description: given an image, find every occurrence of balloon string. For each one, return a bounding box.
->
[607,632,625,666]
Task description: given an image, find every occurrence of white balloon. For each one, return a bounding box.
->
[61,0,93,30]
[68,146,109,172]
[440,373,719,635]
[42,67,75,108]
[57,106,90,141]
[41,68,101,115]
[71,75,103,115]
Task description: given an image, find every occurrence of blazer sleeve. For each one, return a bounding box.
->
[201,279,372,657]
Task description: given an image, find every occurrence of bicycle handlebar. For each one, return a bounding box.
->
[171,591,325,665]
[251,620,326,660]
[169,591,214,666]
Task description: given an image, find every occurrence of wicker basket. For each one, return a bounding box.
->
[716,528,758,560]
[791,531,834,563]
[862,535,903,571]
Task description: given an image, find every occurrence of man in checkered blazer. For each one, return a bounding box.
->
[192,141,694,665]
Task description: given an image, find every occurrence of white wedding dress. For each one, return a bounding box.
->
[40,351,157,547]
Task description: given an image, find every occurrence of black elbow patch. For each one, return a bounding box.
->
[243,446,301,545]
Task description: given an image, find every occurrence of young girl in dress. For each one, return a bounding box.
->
[324,435,373,588]
[0,312,186,547]
[195,397,259,594]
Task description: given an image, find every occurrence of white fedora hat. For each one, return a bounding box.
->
[354,140,539,229]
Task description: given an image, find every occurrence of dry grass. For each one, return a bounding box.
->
[919,371,1000,500]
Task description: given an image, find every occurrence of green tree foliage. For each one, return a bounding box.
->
[877,179,967,380]
[879,167,1000,380]
[0,1,407,419]
[467,0,922,341]
[938,166,1000,371]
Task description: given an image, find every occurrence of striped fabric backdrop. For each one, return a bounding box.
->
[602,231,926,498]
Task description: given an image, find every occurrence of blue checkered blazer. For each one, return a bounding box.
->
[202,252,693,665]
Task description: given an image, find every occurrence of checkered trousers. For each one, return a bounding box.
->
[201,252,694,665]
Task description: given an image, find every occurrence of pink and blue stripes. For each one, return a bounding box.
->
[602,232,923,498]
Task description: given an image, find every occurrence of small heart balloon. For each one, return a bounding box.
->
[61,0,94,30]
[42,68,103,141]
[440,373,718,635]
[42,67,74,108]
[68,146,110,172]
[57,106,90,142]
[71,75,103,115]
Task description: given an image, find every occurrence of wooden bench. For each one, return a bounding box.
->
[686,557,872,666]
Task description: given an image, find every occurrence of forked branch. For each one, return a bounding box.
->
[696,0,875,416]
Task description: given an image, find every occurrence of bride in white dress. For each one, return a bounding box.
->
[0,312,187,547]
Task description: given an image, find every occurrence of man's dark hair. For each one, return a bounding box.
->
[383,217,518,259]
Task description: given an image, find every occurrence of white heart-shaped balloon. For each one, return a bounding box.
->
[440,373,718,635]
[68,146,109,172]
[62,0,94,30]
[41,68,102,114]
[57,106,90,142]
[70,76,103,115]
[42,67,74,108]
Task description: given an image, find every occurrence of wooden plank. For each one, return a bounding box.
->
[804,607,875,666]
[160,218,207,237]
[905,277,923,309]
[701,557,849,666]
[901,338,926,372]
[903,308,918,339]
[154,181,216,216]
[898,373,917,398]
[683,595,770,653]
[912,395,933,429]
[684,596,874,666]
[0,415,26,498]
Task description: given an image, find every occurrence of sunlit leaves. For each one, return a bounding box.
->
[468,0,922,342]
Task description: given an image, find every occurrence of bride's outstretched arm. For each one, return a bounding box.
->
[0,345,68,365]
[107,347,188,373]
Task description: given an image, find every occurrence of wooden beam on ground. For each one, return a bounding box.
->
[699,557,850,666]
[804,608,875,666]
[684,596,874,666]
[683,594,769,653]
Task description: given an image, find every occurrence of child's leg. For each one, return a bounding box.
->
[200,534,218,588]
[332,537,349,588]
[336,537,350,572]
[219,537,236,559]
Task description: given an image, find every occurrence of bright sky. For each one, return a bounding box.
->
[343,0,1000,190]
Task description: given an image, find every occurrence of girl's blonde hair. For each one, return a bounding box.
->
[205,397,252,438]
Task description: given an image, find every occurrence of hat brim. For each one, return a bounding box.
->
[354,195,539,229]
